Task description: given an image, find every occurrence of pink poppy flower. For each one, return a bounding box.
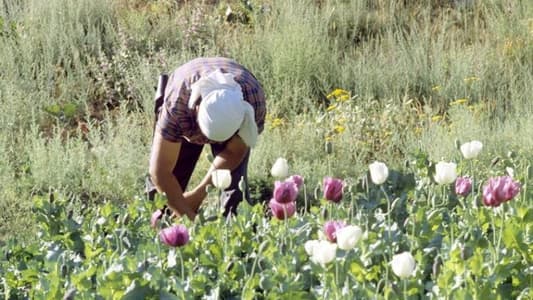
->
[269,198,296,220]
[323,177,343,203]
[159,225,189,247]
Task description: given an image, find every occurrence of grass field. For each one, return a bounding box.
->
[0,0,532,298]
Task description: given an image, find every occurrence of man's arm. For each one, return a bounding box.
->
[185,134,249,210]
[149,131,196,220]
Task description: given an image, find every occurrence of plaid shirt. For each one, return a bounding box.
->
[156,57,266,145]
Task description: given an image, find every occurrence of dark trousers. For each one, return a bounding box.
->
[146,140,251,217]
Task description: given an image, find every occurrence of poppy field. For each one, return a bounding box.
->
[1,140,531,299]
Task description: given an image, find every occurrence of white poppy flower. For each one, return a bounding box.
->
[460,140,483,159]
[369,161,389,185]
[304,240,320,256]
[391,251,416,278]
[211,169,232,190]
[310,240,337,266]
[434,161,457,185]
[336,225,363,250]
[270,157,289,178]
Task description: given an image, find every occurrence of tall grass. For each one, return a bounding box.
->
[0,0,531,239]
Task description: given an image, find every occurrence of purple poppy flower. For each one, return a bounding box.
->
[323,177,343,203]
[269,198,296,220]
[323,220,346,242]
[159,225,190,247]
[455,176,472,197]
[273,180,298,204]
[287,175,304,190]
[151,209,163,228]
[500,176,520,202]
[482,176,520,207]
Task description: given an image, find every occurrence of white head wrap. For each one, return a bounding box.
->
[189,70,258,147]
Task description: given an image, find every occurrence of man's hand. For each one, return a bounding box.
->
[183,187,207,213]
[193,135,248,197]
[149,131,196,220]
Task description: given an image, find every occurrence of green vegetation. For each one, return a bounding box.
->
[0,0,531,298]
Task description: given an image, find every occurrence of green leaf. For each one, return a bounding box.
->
[20,268,40,283]
[72,265,97,290]
[154,194,167,209]
[84,246,104,259]
[309,206,320,215]
[190,273,209,292]
[365,265,381,282]
[44,104,61,116]
[501,222,529,259]
[502,222,519,248]
[208,243,223,262]
[267,291,314,299]
[236,199,252,216]
[198,253,217,268]
[517,206,532,222]
[33,195,46,210]
[350,261,365,281]
[68,230,85,253]
[259,272,275,291]
[122,280,154,300]
[101,202,113,218]
[37,269,63,299]
[159,291,181,300]
[453,289,474,300]
[468,249,484,276]
[62,102,78,118]
[241,274,260,299]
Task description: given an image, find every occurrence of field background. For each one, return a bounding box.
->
[3,0,532,238]
[0,0,532,298]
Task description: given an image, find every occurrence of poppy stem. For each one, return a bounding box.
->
[157,237,163,291]
[335,259,340,297]
[496,206,504,262]
[177,248,184,282]
[470,160,475,203]
[380,185,392,242]
[284,217,290,253]
[403,279,408,299]
[489,211,498,265]
[303,183,308,213]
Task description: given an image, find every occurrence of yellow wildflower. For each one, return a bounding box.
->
[450,98,468,106]
[327,88,350,100]
[463,76,480,84]
[432,85,442,92]
[326,104,337,112]
[503,39,513,54]
[503,38,524,56]
[334,125,345,134]
[270,118,284,129]
[336,94,350,102]
[266,114,285,130]
[431,115,443,122]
